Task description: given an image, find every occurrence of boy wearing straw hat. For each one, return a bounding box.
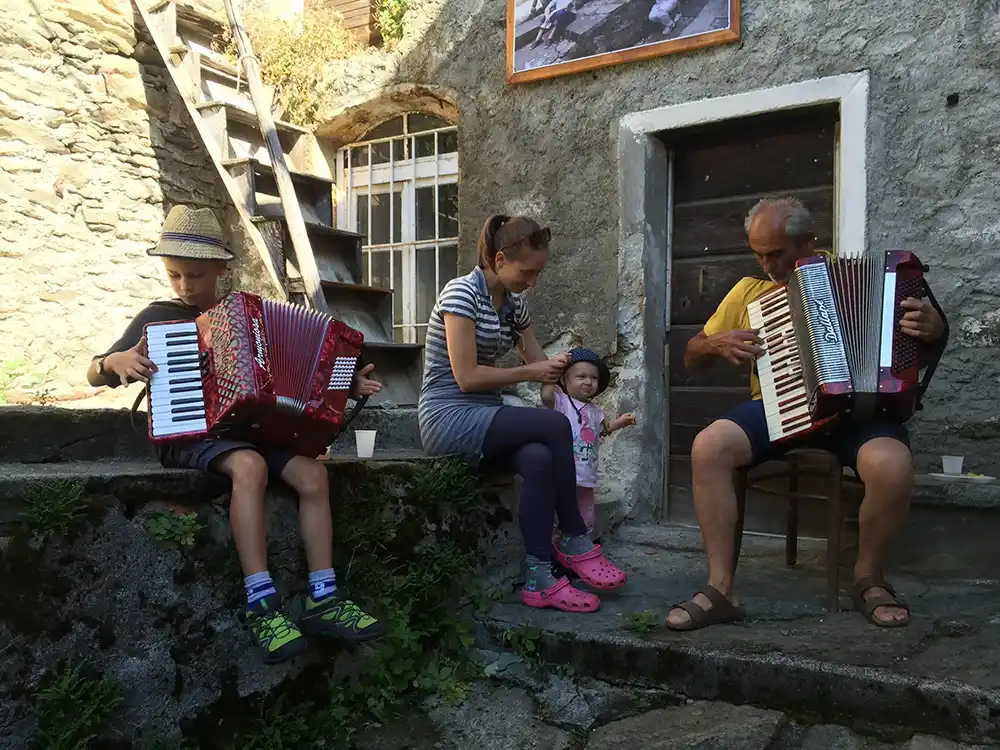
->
[87,205,385,664]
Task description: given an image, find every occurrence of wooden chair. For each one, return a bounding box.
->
[732,449,847,612]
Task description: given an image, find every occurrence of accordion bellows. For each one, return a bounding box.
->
[145,292,363,457]
[748,250,925,444]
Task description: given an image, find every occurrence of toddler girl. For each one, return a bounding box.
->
[541,348,635,555]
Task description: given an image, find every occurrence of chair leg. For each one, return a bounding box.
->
[786,462,800,567]
[826,459,843,612]
[732,468,747,575]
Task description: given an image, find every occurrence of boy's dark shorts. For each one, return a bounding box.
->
[721,399,910,472]
[160,437,296,478]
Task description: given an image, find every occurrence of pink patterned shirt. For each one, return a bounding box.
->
[553,388,605,488]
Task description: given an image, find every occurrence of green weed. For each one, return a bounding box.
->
[621,610,660,633]
[21,480,90,539]
[31,663,122,750]
[146,511,203,548]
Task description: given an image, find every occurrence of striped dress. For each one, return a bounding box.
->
[419,266,532,463]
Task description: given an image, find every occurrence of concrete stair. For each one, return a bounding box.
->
[479,524,1000,745]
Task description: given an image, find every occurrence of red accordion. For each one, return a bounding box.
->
[144,292,363,456]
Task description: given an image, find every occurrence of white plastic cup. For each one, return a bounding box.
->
[942,455,964,475]
[355,430,377,459]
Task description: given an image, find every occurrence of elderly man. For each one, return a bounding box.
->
[666,197,947,631]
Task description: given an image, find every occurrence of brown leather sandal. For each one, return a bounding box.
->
[665,585,746,632]
[851,575,910,628]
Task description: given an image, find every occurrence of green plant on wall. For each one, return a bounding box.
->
[217,2,360,126]
[375,0,408,47]
[21,480,90,540]
[31,663,122,750]
[146,511,203,548]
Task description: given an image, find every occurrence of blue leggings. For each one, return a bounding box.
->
[481,406,587,558]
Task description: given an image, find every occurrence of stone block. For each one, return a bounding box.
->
[799,724,869,749]
[587,702,786,749]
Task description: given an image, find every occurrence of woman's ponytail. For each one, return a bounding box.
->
[478,214,510,270]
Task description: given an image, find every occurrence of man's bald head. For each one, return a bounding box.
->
[744,197,817,284]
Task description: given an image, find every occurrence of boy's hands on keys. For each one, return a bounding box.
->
[351,363,382,399]
[103,336,157,386]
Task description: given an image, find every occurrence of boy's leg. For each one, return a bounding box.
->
[204,444,307,664]
[278,456,386,644]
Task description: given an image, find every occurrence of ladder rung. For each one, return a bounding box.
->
[194,99,310,135]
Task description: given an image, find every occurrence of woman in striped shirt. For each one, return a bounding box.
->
[419,214,628,613]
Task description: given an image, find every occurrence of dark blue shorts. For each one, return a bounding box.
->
[722,399,910,471]
[159,438,295,479]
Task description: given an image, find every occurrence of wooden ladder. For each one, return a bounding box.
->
[136,0,328,313]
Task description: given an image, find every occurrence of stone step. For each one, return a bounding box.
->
[479,524,1000,745]
[0,405,425,463]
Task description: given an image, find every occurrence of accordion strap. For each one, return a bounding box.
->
[915,278,949,407]
[130,385,148,436]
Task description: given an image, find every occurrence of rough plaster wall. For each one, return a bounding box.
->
[318,0,1000,513]
[0,0,273,408]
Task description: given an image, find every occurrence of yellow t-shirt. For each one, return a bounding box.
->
[702,276,778,401]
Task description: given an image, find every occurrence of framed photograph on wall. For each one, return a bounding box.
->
[507,0,740,84]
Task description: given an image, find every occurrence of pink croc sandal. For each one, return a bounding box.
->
[553,544,627,590]
[521,577,600,613]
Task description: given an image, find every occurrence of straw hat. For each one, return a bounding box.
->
[147,205,234,261]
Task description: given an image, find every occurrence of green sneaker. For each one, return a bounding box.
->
[298,590,386,644]
[246,595,309,664]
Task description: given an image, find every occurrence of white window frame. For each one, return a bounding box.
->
[335,114,460,344]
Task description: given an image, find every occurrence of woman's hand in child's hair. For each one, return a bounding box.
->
[103,337,157,386]
[351,363,382,398]
[528,356,567,384]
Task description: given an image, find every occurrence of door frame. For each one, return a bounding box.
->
[616,71,870,520]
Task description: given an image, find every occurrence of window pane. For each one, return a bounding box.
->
[408,113,451,133]
[370,250,390,290]
[392,137,409,162]
[438,183,459,239]
[417,326,427,346]
[357,192,401,245]
[415,187,435,241]
[414,134,435,158]
[416,184,458,241]
[349,145,368,168]
[416,247,437,326]
[438,130,458,154]
[438,243,458,288]
[392,249,403,327]
[371,140,391,165]
[362,116,405,141]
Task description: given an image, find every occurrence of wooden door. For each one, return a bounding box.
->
[664,106,839,532]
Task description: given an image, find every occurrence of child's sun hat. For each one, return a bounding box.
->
[565,347,611,396]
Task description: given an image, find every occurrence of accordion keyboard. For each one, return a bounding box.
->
[147,321,208,437]
[748,287,813,442]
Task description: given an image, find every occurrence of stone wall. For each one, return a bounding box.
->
[0,0,273,409]
[314,0,1000,515]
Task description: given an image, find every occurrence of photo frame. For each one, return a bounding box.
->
[507,0,740,84]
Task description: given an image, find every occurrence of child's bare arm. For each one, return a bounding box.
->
[540,383,557,409]
[601,413,636,435]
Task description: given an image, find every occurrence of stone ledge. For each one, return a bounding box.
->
[0,406,425,463]
[912,474,1000,510]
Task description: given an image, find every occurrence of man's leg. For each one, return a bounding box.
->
[665,406,759,629]
[850,434,913,625]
